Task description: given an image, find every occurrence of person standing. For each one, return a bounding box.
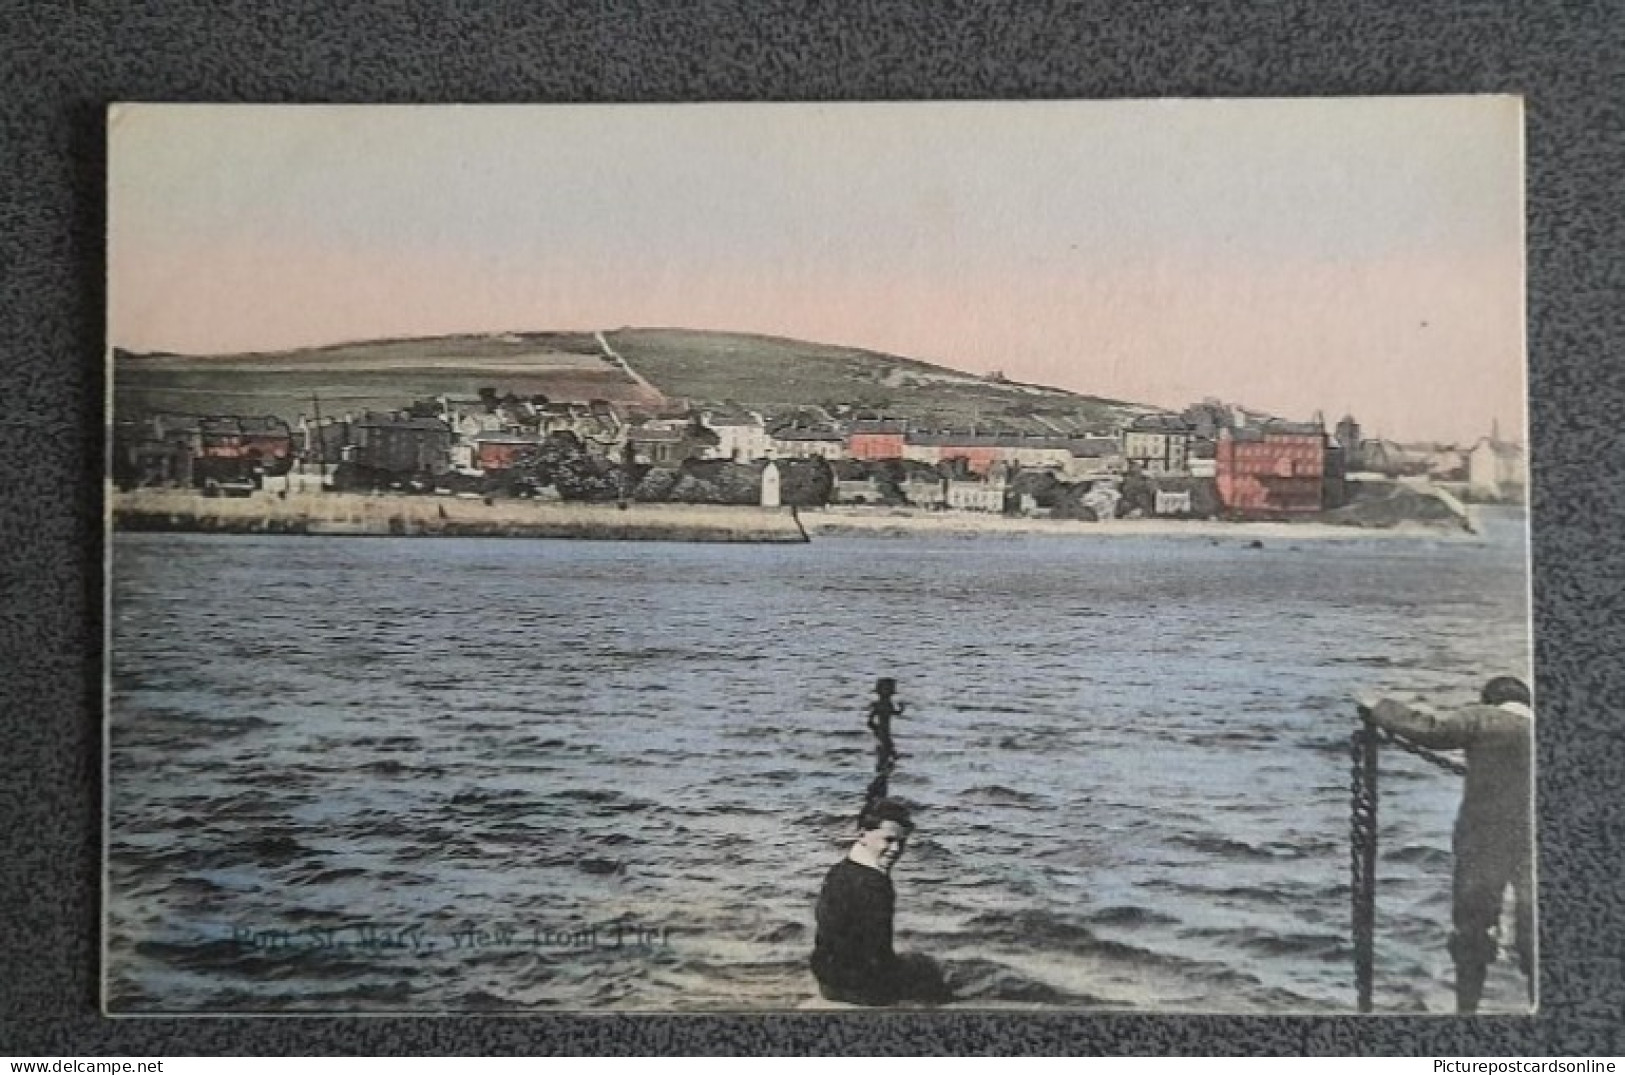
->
[1359,675,1535,1013]
[866,677,905,770]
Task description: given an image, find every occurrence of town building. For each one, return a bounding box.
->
[1335,414,1364,471]
[349,412,453,475]
[626,421,716,466]
[901,476,947,508]
[1468,432,1527,502]
[1187,437,1217,479]
[439,395,508,443]
[1359,439,1433,478]
[1181,399,1237,441]
[701,409,771,462]
[903,431,1000,475]
[113,415,200,487]
[1063,436,1125,480]
[768,425,847,460]
[1123,415,1193,475]
[1154,489,1194,516]
[198,416,293,463]
[945,477,1007,513]
[834,476,887,504]
[846,419,908,461]
[472,433,543,473]
[1215,420,1327,516]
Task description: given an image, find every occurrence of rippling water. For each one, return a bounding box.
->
[106,511,1532,1012]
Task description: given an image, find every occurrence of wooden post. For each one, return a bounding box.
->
[1351,714,1380,1012]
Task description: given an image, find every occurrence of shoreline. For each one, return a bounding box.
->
[110,490,1485,544]
[797,506,1480,542]
[110,489,809,544]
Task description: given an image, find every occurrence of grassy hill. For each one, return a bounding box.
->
[114,327,1150,433]
[604,329,1144,433]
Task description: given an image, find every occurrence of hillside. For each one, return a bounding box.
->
[113,332,660,422]
[113,327,1149,432]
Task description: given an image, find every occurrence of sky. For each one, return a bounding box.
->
[108,99,1525,445]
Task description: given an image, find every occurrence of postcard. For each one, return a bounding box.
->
[105,99,1532,1014]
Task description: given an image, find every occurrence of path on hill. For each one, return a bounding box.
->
[595,330,667,406]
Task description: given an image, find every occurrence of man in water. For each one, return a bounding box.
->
[1358,675,1535,1013]
[810,799,951,1006]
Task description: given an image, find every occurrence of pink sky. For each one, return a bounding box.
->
[109,100,1525,444]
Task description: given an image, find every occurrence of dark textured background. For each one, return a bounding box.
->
[2,0,1622,1056]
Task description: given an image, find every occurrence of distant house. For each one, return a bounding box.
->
[834,477,887,504]
[1359,439,1432,478]
[196,416,290,462]
[626,421,716,466]
[197,417,246,459]
[1335,414,1364,471]
[114,415,200,487]
[538,400,622,445]
[701,409,771,462]
[901,476,947,508]
[1063,435,1125,480]
[1468,436,1526,502]
[1123,415,1193,475]
[903,431,1083,476]
[298,416,353,466]
[1153,490,1193,516]
[946,477,1006,513]
[1003,435,1073,470]
[1215,421,1327,516]
[473,433,543,473]
[237,417,294,463]
[768,424,847,460]
[440,395,507,443]
[847,420,908,461]
[351,412,453,475]
[1181,400,1237,441]
[904,431,999,475]
[1187,437,1218,479]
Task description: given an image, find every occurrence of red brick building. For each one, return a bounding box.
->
[846,420,907,461]
[474,434,542,472]
[198,416,292,462]
[238,417,294,462]
[1215,421,1327,516]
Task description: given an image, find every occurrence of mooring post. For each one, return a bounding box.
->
[1351,710,1380,1012]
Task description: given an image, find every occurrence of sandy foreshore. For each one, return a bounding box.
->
[110,489,1477,545]
[111,489,809,543]
[798,505,1476,542]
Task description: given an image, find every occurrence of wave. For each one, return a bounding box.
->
[1177,925,1352,963]
[961,784,1048,807]
[1085,905,1180,927]
[1382,844,1451,867]
[944,957,1108,1006]
[1165,833,1285,861]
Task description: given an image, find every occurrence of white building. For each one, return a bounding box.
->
[1123,415,1193,475]
[703,410,771,461]
[1154,490,1194,516]
[946,479,1006,513]
[1468,437,1527,501]
[770,427,847,460]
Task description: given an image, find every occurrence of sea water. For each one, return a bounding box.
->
[106,511,1532,1012]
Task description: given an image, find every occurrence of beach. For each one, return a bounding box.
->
[110,489,808,544]
[797,505,1476,542]
[110,489,1476,546]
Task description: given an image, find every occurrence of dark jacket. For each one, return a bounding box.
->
[1367,698,1533,859]
[811,857,900,1003]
